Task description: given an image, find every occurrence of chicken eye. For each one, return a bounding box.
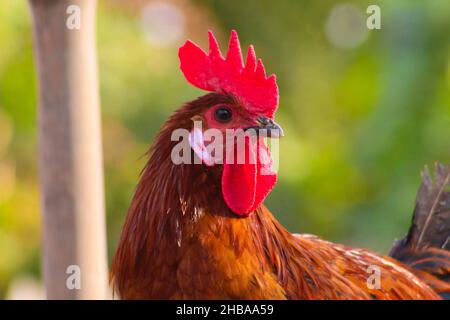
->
[214,106,233,123]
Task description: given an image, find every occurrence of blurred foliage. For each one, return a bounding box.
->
[0,0,449,298]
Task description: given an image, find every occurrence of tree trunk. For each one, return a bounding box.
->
[28,0,108,299]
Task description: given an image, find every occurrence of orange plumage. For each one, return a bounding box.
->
[111,31,449,299]
[110,94,450,299]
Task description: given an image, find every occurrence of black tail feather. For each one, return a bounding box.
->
[390,163,450,298]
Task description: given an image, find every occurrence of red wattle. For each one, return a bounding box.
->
[221,138,277,215]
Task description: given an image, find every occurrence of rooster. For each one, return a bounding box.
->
[111,30,450,299]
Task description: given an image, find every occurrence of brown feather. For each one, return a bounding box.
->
[111,94,442,300]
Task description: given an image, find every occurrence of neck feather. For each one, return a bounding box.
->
[111,101,305,297]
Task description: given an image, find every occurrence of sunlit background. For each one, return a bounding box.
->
[0,0,449,299]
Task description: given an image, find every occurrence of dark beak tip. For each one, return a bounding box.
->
[245,117,284,138]
[271,122,284,138]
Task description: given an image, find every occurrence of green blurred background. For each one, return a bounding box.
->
[0,0,449,298]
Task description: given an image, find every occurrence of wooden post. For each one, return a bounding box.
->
[29,0,108,299]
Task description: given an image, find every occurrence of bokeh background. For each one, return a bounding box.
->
[0,0,449,298]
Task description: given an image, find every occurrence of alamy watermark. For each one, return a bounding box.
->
[66,5,81,30]
[366,5,381,30]
[366,265,381,290]
[170,120,280,175]
[66,264,81,290]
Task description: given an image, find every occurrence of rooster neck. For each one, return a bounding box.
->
[112,96,303,298]
[113,128,299,297]
[137,115,291,251]
[111,103,447,299]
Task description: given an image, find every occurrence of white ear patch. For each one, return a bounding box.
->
[189,127,215,166]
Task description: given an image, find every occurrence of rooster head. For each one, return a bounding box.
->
[178,30,282,216]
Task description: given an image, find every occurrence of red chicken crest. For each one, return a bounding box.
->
[179,30,279,119]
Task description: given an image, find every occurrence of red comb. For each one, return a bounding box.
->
[179,30,279,118]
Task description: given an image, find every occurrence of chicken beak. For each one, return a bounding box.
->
[245,116,284,138]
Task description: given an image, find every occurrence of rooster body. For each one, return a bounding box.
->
[111,31,450,299]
